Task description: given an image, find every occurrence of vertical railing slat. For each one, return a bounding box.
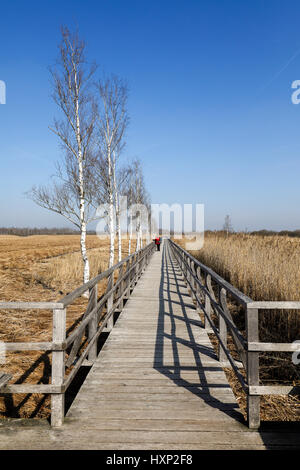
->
[246,307,260,429]
[105,273,114,332]
[51,308,66,427]
[219,288,228,363]
[88,285,98,362]
[204,273,212,330]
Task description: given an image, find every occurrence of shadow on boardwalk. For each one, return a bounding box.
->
[154,243,300,450]
[154,243,244,423]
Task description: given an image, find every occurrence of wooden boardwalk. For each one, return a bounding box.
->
[0,241,299,449]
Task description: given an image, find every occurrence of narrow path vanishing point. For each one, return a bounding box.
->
[0,241,299,449]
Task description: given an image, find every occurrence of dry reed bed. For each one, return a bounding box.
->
[0,235,133,419]
[179,233,300,422]
[189,232,300,343]
[192,232,300,303]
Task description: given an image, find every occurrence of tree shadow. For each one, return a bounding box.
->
[0,351,52,419]
[154,243,245,424]
[0,328,113,420]
[155,243,300,450]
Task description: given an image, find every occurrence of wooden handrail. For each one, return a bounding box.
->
[58,250,142,307]
[169,239,253,306]
[167,239,300,429]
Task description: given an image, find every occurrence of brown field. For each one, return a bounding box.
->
[0,234,132,302]
[178,232,300,422]
[0,233,299,423]
[0,234,135,419]
[189,232,300,303]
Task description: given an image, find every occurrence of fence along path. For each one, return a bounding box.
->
[0,240,299,449]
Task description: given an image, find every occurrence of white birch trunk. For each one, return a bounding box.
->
[112,153,122,263]
[75,69,90,288]
[108,147,115,268]
[80,220,89,284]
[78,158,89,285]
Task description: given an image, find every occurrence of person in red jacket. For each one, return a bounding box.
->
[154,236,161,251]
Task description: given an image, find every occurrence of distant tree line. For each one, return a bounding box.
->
[205,229,300,238]
[0,227,97,236]
[248,229,300,238]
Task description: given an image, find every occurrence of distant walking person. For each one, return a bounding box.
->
[154,236,161,251]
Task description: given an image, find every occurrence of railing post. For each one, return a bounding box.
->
[246,306,260,429]
[143,249,148,272]
[183,254,187,281]
[142,248,147,272]
[137,250,142,279]
[130,255,135,293]
[136,251,141,281]
[118,265,125,311]
[51,307,66,427]
[190,261,196,300]
[204,274,212,330]
[88,285,98,362]
[130,255,134,291]
[106,273,114,332]
[124,259,131,299]
[219,288,228,363]
[180,249,184,274]
[195,266,202,315]
[187,257,191,289]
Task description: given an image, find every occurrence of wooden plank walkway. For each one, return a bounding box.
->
[0,241,299,449]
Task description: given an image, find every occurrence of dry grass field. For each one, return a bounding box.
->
[0,234,134,419]
[178,232,300,423]
[0,233,299,424]
[190,232,300,304]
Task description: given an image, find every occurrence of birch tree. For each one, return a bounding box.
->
[113,158,132,261]
[129,159,149,251]
[95,75,129,267]
[223,214,234,236]
[27,27,97,286]
[127,171,135,255]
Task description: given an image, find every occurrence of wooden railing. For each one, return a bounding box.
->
[167,239,300,429]
[0,242,155,426]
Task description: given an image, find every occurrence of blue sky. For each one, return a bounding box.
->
[1,0,300,231]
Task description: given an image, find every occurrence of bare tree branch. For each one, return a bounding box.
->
[28,26,98,286]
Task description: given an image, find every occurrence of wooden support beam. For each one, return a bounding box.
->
[51,308,66,427]
[246,307,260,429]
